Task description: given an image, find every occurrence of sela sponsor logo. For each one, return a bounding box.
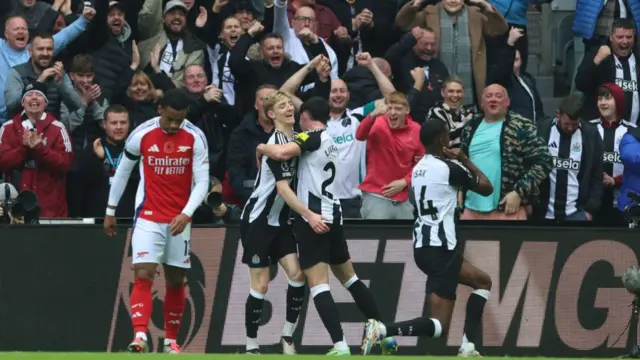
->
[615,78,639,92]
[603,151,622,164]
[106,228,227,353]
[148,156,191,175]
[218,237,636,352]
[553,157,581,170]
[332,133,355,145]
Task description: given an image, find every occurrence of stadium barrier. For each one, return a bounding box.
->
[0,224,638,356]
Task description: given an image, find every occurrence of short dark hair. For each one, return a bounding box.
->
[420,118,448,149]
[71,54,94,74]
[558,95,583,120]
[612,18,636,33]
[256,84,279,94]
[158,88,193,111]
[597,85,613,98]
[260,33,283,48]
[300,97,330,124]
[104,104,129,120]
[31,32,53,43]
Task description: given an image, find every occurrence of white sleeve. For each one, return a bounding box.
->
[274,0,293,42]
[106,129,143,208]
[181,132,210,217]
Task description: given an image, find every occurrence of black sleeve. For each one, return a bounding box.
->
[293,131,323,153]
[447,160,477,190]
[266,158,294,181]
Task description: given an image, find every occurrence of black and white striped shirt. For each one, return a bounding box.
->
[546,121,583,219]
[241,130,297,226]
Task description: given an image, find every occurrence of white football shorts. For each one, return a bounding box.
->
[131,218,192,268]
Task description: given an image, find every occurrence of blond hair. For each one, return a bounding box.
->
[262,91,291,119]
[385,91,409,108]
[127,71,160,102]
[443,76,465,89]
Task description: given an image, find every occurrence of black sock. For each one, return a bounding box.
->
[464,290,488,343]
[311,285,344,343]
[345,278,381,320]
[245,291,264,338]
[386,317,442,338]
[286,281,306,324]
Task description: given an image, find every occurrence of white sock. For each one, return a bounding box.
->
[246,337,259,350]
[164,338,176,345]
[334,337,349,351]
[135,332,147,341]
[462,333,470,345]
[379,322,388,338]
[282,321,296,337]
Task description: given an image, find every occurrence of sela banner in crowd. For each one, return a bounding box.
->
[0,225,637,357]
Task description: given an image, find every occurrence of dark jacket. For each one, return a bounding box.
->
[75,138,139,218]
[227,112,273,204]
[342,65,383,109]
[486,42,545,122]
[384,32,449,123]
[575,46,640,122]
[460,111,553,205]
[229,34,331,117]
[6,62,82,121]
[92,24,134,102]
[535,117,603,218]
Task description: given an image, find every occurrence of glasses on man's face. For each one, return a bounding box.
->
[295,16,316,23]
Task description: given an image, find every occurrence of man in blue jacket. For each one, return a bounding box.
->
[574,0,640,53]
[618,125,640,219]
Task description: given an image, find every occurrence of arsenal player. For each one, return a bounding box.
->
[104,88,210,353]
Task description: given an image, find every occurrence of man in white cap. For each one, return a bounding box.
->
[0,81,73,218]
[137,0,205,88]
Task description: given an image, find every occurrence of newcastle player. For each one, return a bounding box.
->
[258,97,397,356]
[361,117,493,357]
[240,91,305,355]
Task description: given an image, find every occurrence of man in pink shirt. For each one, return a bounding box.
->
[356,91,424,219]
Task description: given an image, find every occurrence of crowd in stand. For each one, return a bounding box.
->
[0,0,640,226]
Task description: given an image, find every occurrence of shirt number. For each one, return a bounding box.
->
[418,186,439,220]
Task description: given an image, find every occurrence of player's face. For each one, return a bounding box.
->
[270,98,295,126]
[159,106,187,135]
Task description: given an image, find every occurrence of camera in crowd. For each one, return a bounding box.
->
[194,177,241,225]
[0,183,40,224]
[204,190,224,209]
[625,192,640,226]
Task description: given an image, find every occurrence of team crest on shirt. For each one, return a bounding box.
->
[251,255,260,265]
[281,162,290,172]
[164,141,175,153]
[571,142,581,152]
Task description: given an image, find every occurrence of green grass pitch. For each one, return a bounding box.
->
[0,355,590,360]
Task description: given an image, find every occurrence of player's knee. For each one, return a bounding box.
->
[287,269,305,283]
[251,278,269,294]
[166,278,185,289]
[476,273,492,291]
[134,268,155,280]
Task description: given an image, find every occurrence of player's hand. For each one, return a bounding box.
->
[104,215,117,236]
[170,213,191,236]
[307,212,330,234]
[499,191,521,215]
[382,179,407,197]
[442,147,468,161]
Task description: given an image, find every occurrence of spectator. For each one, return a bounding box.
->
[75,104,137,218]
[117,71,162,129]
[575,18,640,124]
[385,27,449,123]
[356,91,424,219]
[90,1,136,103]
[536,95,603,221]
[486,0,540,73]
[587,83,635,225]
[395,0,508,105]
[137,0,206,88]
[206,16,243,108]
[0,8,93,122]
[0,82,73,218]
[574,0,638,54]
[487,27,544,122]
[283,0,343,42]
[273,0,339,85]
[342,57,392,109]
[227,84,278,204]
[5,33,84,121]
[459,84,552,220]
[425,76,475,147]
[6,0,53,34]
[618,123,640,218]
[229,25,330,117]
